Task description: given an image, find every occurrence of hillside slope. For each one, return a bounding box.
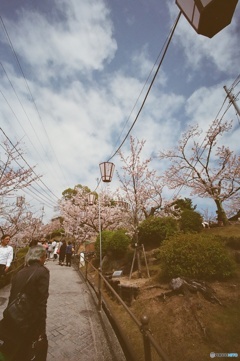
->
[104,224,240,361]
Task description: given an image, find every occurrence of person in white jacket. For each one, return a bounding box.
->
[0,234,13,277]
[53,242,59,261]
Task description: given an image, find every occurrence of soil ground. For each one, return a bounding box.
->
[105,272,240,361]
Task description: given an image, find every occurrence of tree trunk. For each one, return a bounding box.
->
[214,199,229,226]
[136,248,142,278]
[133,230,142,278]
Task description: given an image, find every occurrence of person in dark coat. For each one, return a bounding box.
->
[65,241,74,267]
[58,240,66,266]
[0,245,49,361]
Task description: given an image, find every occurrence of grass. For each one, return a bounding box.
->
[209,300,240,349]
[204,223,240,237]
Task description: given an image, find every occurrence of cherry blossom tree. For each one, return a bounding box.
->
[117,136,164,242]
[41,217,64,240]
[59,184,128,244]
[0,200,44,245]
[159,119,240,225]
[0,138,40,197]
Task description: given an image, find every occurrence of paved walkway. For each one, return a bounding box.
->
[0,260,126,361]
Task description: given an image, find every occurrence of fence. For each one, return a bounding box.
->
[74,254,170,361]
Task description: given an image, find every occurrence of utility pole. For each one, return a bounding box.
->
[223,85,240,117]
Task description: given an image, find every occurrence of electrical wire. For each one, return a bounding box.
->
[21,186,57,209]
[111,34,172,153]
[0,86,68,194]
[107,11,181,162]
[0,15,71,189]
[0,127,59,201]
[0,62,67,189]
[93,12,182,194]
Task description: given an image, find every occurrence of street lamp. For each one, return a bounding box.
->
[88,161,115,271]
[88,193,95,206]
[99,162,115,182]
[88,161,115,312]
[176,0,238,38]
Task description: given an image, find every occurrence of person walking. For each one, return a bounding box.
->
[42,240,49,258]
[0,245,49,361]
[51,240,57,251]
[47,241,54,260]
[58,240,66,266]
[53,242,59,262]
[65,241,74,267]
[0,234,13,278]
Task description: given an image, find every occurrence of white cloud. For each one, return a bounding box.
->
[3,0,117,82]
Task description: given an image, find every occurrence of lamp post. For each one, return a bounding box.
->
[88,161,115,311]
[88,162,115,271]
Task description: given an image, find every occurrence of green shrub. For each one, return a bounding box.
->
[159,234,236,280]
[110,230,131,257]
[95,230,113,258]
[179,210,203,232]
[213,235,240,250]
[138,216,178,250]
[96,229,131,259]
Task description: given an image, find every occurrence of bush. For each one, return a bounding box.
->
[213,236,240,250]
[95,230,112,258]
[159,233,236,280]
[138,216,178,250]
[110,230,131,257]
[179,210,203,233]
[96,229,131,259]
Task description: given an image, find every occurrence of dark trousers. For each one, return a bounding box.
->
[59,254,65,264]
[0,265,6,277]
[66,254,72,266]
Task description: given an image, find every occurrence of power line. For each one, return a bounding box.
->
[0,85,67,193]
[0,127,59,201]
[21,185,57,209]
[107,11,181,161]
[0,15,71,189]
[0,137,58,208]
[92,14,182,196]
[0,62,68,189]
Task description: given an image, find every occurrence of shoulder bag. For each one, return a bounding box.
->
[3,268,37,334]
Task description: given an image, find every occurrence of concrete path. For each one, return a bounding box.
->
[0,260,126,361]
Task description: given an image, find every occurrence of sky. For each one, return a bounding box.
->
[0,0,239,224]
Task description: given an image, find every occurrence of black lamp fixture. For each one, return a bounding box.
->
[176,0,238,38]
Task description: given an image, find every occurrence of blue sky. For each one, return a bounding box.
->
[0,0,239,223]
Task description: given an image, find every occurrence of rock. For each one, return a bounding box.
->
[170,277,184,290]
